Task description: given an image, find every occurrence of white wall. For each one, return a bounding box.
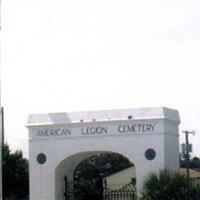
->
[103,166,136,190]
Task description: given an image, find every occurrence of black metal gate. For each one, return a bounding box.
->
[103,181,136,200]
[64,176,103,200]
[64,176,136,200]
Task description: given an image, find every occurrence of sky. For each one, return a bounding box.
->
[2,0,200,158]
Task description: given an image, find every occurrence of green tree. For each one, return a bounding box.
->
[180,156,200,169]
[140,170,188,200]
[140,169,200,200]
[73,152,133,200]
[3,143,29,200]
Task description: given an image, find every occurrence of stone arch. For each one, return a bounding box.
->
[27,107,180,200]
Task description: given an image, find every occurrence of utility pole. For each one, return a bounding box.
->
[182,130,195,200]
[0,107,3,200]
[1,107,4,147]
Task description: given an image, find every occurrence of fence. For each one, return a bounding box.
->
[103,190,135,200]
[103,181,136,200]
[64,176,137,200]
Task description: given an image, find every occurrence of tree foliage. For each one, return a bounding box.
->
[76,153,133,176]
[73,152,133,200]
[3,143,29,199]
[140,170,200,200]
[180,156,200,169]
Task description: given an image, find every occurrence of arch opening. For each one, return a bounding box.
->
[55,151,137,200]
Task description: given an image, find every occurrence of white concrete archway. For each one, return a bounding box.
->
[55,150,136,200]
[27,107,180,200]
